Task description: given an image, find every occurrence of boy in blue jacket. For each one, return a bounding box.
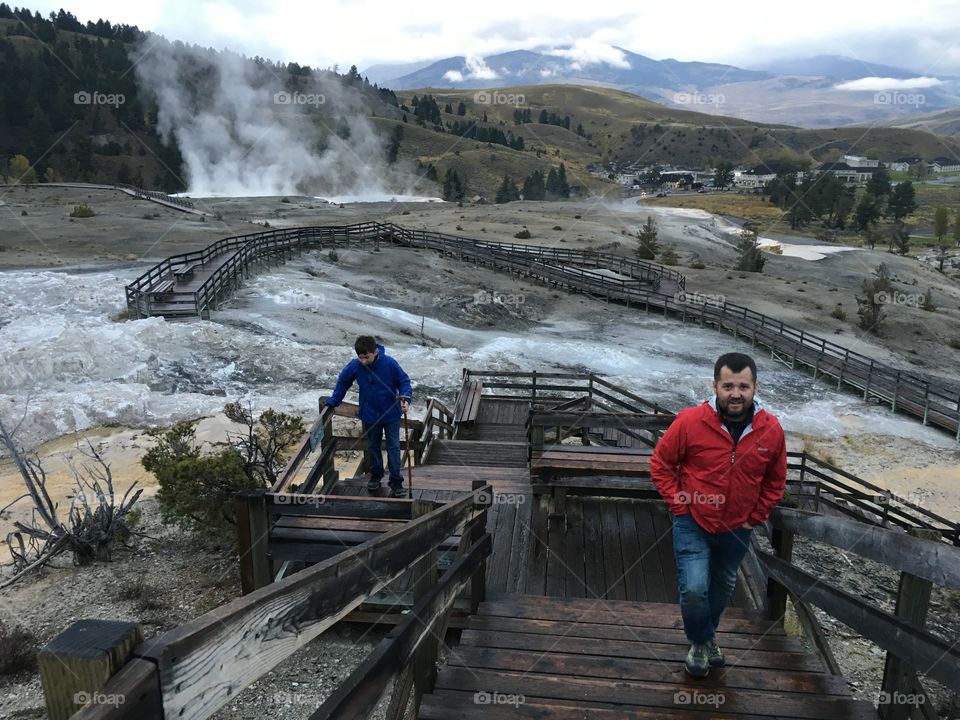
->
[326,336,412,497]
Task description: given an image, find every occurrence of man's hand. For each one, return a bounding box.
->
[740,522,754,530]
[400,399,410,414]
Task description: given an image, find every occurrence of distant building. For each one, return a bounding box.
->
[815,161,880,185]
[660,171,695,189]
[929,157,960,173]
[888,156,921,172]
[842,155,880,168]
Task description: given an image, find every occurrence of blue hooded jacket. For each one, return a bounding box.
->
[325,344,412,424]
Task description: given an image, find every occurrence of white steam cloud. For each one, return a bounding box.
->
[134,42,422,198]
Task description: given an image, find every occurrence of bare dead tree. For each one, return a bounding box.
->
[0,416,143,587]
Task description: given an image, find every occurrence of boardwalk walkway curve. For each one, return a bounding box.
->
[125,221,960,440]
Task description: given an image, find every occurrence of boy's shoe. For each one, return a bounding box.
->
[366,477,382,492]
[684,643,710,678]
[705,639,725,667]
[388,484,406,498]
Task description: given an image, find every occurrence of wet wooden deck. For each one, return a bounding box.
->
[420,595,877,719]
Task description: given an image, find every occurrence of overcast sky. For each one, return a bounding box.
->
[28,0,960,77]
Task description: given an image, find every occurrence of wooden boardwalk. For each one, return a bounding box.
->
[420,595,877,719]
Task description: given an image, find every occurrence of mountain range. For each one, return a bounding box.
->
[365,51,960,130]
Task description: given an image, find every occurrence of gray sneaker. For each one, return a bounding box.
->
[685,643,710,678]
[705,639,725,667]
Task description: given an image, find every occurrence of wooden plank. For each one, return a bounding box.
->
[600,499,627,600]
[447,644,850,695]
[634,502,667,603]
[458,629,821,671]
[650,505,679,603]
[525,495,550,595]
[66,658,162,720]
[265,493,413,519]
[431,668,874,719]
[486,502,515,595]
[563,498,586,598]
[618,500,645,602]
[545,505,566,598]
[506,492,532,595]
[581,498,607,599]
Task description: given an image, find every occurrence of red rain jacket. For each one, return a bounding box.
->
[650,399,787,533]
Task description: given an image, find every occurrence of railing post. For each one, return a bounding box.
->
[767,524,794,622]
[878,527,939,720]
[470,480,488,612]
[236,489,272,594]
[39,620,148,720]
[410,499,439,707]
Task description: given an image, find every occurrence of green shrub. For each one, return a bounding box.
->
[830,305,847,321]
[141,406,303,539]
[70,204,95,218]
[514,228,531,239]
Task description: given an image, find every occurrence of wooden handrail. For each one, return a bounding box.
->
[57,485,491,720]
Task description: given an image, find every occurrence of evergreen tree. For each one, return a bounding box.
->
[556,163,570,198]
[495,175,519,203]
[953,212,960,248]
[636,216,659,259]
[457,101,466,116]
[887,181,917,221]
[713,161,734,190]
[442,168,465,202]
[385,124,403,164]
[521,170,545,200]
[735,226,765,272]
[866,167,891,198]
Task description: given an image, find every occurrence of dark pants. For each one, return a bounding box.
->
[672,513,752,645]
[363,419,403,487]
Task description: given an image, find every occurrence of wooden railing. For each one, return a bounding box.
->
[418,397,455,465]
[40,485,491,720]
[787,451,960,545]
[125,222,960,440]
[760,507,960,719]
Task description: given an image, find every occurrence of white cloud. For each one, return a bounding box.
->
[834,76,945,91]
[546,39,631,71]
[443,70,465,82]
[465,55,499,80]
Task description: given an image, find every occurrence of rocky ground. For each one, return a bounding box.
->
[2,185,960,718]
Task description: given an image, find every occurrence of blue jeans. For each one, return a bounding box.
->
[671,513,752,645]
[363,420,403,487]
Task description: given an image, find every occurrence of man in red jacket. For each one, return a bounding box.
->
[650,352,786,678]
